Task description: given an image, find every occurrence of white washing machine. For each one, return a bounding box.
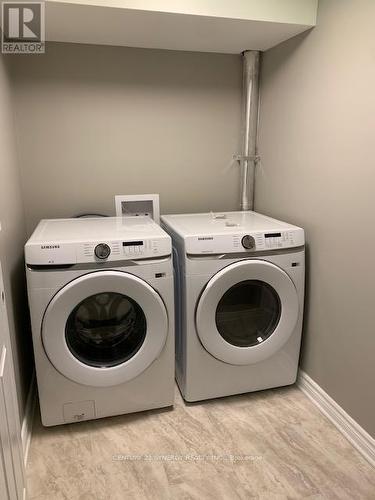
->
[25,216,174,426]
[161,211,305,402]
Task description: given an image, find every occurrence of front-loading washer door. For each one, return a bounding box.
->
[42,270,168,387]
[195,260,299,365]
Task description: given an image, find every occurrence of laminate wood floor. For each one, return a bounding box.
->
[26,385,375,499]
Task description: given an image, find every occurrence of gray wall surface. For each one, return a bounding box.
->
[0,53,32,421]
[256,0,375,437]
[9,43,242,233]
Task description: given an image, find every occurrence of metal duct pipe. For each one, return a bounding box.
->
[239,50,260,211]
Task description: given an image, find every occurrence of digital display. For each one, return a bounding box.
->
[123,241,144,246]
[265,233,281,238]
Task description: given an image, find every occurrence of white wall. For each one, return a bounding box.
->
[9,43,242,233]
[0,53,32,421]
[256,0,375,437]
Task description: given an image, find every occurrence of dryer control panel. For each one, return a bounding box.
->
[162,211,305,256]
[185,228,304,255]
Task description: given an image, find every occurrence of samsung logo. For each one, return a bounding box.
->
[198,237,214,241]
[41,245,60,249]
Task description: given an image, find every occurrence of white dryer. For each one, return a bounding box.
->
[25,217,174,426]
[161,211,305,402]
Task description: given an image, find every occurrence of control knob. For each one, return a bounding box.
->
[94,243,111,260]
[241,235,256,250]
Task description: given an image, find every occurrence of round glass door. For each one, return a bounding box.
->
[66,292,147,368]
[215,280,281,347]
[196,260,299,365]
[42,270,168,387]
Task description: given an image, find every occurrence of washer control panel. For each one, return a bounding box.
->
[74,237,172,263]
[24,217,172,266]
[122,239,160,257]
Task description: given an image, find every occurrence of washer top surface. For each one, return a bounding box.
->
[161,211,304,254]
[25,216,171,266]
[29,216,166,243]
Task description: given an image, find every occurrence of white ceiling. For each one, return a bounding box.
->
[45,0,318,53]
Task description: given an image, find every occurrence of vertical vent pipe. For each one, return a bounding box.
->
[240,50,260,211]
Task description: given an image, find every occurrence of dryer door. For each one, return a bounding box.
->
[42,270,168,387]
[196,260,299,365]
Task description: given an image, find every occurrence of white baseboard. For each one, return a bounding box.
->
[298,370,375,468]
[21,373,36,466]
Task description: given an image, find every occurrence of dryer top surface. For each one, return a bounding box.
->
[161,211,304,254]
[161,211,302,237]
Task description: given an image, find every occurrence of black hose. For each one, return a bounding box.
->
[74,213,109,218]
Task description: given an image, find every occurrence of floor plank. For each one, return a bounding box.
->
[26,385,375,499]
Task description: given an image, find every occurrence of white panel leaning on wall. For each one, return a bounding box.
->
[0,258,27,500]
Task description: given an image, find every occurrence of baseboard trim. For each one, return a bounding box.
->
[298,370,375,468]
[21,373,36,466]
